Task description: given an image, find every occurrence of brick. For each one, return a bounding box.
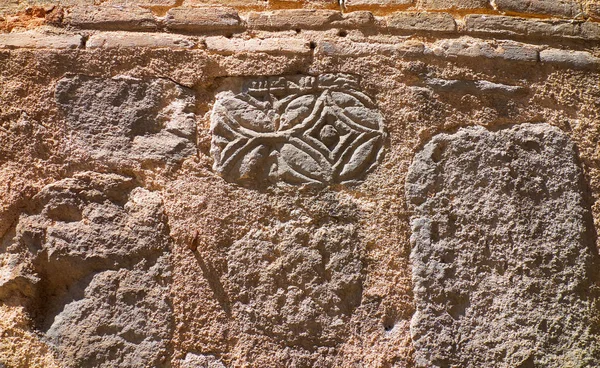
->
[465,14,581,39]
[345,0,413,7]
[0,31,81,49]
[493,0,582,18]
[428,37,539,62]
[540,49,600,68]
[205,37,311,55]
[247,10,341,30]
[247,9,374,30]
[65,5,156,31]
[580,21,600,40]
[100,0,178,6]
[588,3,600,20]
[164,7,241,33]
[386,12,456,32]
[426,78,527,95]
[87,32,196,49]
[182,0,267,7]
[316,39,424,57]
[419,0,489,11]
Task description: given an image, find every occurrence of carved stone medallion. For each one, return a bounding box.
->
[210,74,387,186]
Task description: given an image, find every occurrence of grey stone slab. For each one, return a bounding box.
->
[405,124,600,367]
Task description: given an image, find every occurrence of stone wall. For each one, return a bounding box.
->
[1,0,599,367]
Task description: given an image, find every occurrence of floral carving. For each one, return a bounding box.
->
[210,74,387,186]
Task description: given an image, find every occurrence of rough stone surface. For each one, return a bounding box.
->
[428,37,540,62]
[65,5,157,31]
[55,75,197,170]
[0,31,81,49]
[540,48,600,68]
[247,9,374,30]
[210,74,387,186]
[205,36,311,55]
[87,32,197,49]
[494,0,582,18]
[419,0,489,10]
[344,0,414,7]
[386,12,456,32]
[164,7,241,33]
[406,124,600,367]
[0,172,173,368]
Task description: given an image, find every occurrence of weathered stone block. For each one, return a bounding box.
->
[55,75,197,169]
[406,124,599,367]
[210,74,387,186]
[494,0,582,18]
[65,5,157,31]
[540,48,600,68]
[164,7,241,33]
[248,10,341,30]
[465,14,585,39]
[345,0,413,7]
[87,32,196,49]
[317,39,424,57]
[0,31,81,49]
[247,9,374,30]
[419,0,488,11]
[2,172,173,368]
[205,36,311,55]
[387,12,456,32]
[428,37,539,62]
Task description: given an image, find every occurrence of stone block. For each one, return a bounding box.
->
[465,14,582,38]
[247,9,374,30]
[55,75,197,169]
[344,0,414,7]
[317,39,424,57]
[406,124,600,367]
[540,49,600,69]
[87,32,196,48]
[0,31,81,49]
[386,12,456,32]
[164,7,241,33]
[494,0,582,18]
[4,172,174,368]
[205,37,311,55]
[419,0,489,11]
[428,37,539,62]
[65,5,157,31]
[210,74,387,186]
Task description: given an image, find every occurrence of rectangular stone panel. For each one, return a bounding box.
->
[405,124,599,367]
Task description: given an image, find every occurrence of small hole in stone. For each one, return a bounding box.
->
[338,30,347,37]
[225,33,233,39]
[309,41,317,49]
[295,28,301,34]
[384,323,394,332]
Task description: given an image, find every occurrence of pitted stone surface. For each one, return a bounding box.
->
[405,124,600,367]
[55,75,197,169]
[210,74,387,186]
[0,172,173,368]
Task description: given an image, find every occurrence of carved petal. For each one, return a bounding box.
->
[279,94,317,131]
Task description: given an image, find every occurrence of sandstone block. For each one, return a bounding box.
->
[164,7,241,33]
[540,49,600,68]
[65,5,157,31]
[210,74,387,186]
[248,10,341,30]
[3,172,173,368]
[387,12,456,33]
[428,37,539,62]
[205,37,311,55]
[0,31,81,49]
[406,124,600,367]
[580,21,600,40]
[55,75,197,169]
[317,39,424,57]
[87,32,196,49]
[426,78,527,95]
[588,2,600,19]
[494,0,582,18]
[419,0,489,11]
